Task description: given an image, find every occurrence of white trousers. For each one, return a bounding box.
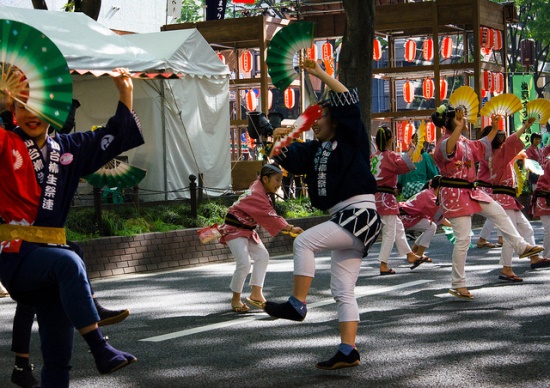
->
[226,237,270,294]
[293,220,366,322]
[479,217,502,240]
[377,214,411,263]
[500,209,534,265]
[541,215,550,258]
[408,218,437,248]
[449,200,529,289]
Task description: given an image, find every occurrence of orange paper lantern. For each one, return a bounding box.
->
[284,88,295,109]
[245,90,257,111]
[441,36,453,59]
[480,27,494,49]
[403,81,415,103]
[423,78,434,99]
[404,39,416,62]
[493,29,503,51]
[493,72,505,94]
[422,38,434,61]
[425,122,436,143]
[403,121,414,147]
[240,50,253,72]
[440,78,448,100]
[322,42,333,61]
[373,39,382,61]
[482,70,494,92]
[307,44,318,60]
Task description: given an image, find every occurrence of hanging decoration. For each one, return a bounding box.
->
[240,50,253,73]
[440,78,448,101]
[493,29,503,50]
[422,78,434,100]
[422,38,434,61]
[441,36,453,59]
[482,70,494,92]
[284,88,295,109]
[481,89,487,99]
[403,81,414,103]
[480,26,494,49]
[307,44,318,60]
[425,122,436,143]
[322,41,334,76]
[493,72,505,94]
[404,39,416,62]
[373,39,382,61]
[245,90,257,111]
[481,47,492,57]
[403,121,414,148]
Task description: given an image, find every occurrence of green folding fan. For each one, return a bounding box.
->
[84,159,147,189]
[266,21,317,91]
[0,19,73,129]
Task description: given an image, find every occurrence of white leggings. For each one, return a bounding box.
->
[500,209,534,265]
[293,220,366,323]
[449,200,529,289]
[377,214,411,263]
[226,237,270,294]
[408,218,437,248]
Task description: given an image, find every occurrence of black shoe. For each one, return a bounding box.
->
[98,308,130,327]
[11,364,40,388]
[315,349,361,370]
[264,301,306,321]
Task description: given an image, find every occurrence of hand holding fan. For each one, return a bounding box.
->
[479,93,522,117]
[449,86,479,123]
[526,99,550,125]
[412,120,426,163]
[0,19,73,129]
[269,104,323,158]
[266,21,317,91]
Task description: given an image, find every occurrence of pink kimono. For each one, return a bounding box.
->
[488,134,524,211]
[433,133,493,218]
[526,144,544,164]
[219,179,288,244]
[533,157,550,217]
[371,150,415,215]
[399,188,443,229]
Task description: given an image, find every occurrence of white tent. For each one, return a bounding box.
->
[0,6,232,201]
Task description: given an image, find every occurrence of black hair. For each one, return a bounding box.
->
[422,175,442,191]
[375,126,392,151]
[480,125,506,149]
[531,132,542,143]
[260,164,282,179]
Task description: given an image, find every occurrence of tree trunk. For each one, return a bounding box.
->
[31,0,48,9]
[339,0,374,133]
[81,0,102,21]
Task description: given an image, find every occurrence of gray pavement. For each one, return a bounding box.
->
[2,222,550,387]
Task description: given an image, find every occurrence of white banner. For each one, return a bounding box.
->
[167,0,183,19]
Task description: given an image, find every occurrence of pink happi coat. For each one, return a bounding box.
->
[399,188,443,229]
[488,133,524,211]
[433,132,493,218]
[533,157,550,217]
[526,144,544,164]
[371,150,415,215]
[477,158,493,195]
[219,179,288,244]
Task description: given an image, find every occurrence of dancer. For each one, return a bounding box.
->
[263,58,382,370]
[532,153,550,259]
[0,68,140,386]
[372,126,425,274]
[399,177,450,261]
[475,154,502,249]
[481,119,550,278]
[433,106,543,300]
[398,133,439,199]
[219,164,303,313]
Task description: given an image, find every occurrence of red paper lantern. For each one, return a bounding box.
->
[440,78,448,101]
[245,90,257,111]
[284,88,295,109]
[373,39,382,61]
[404,39,416,62]
[493,72,505,94]
[482,70,494,92]
[422,38,434,61]
[480,27,494,49]
[307,44,318,60]
[217,53,225,64]
[423,78,434,99]
[493,29,503,50]
[403,81,415,103]
[403,122,414,147]
[322,42,333,61]
[481,89,488,99]
[425,122,436,143]
[441,36,453,59]
[240,50,253,72]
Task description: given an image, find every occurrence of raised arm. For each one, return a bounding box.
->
[111,68,133,111]
[514,116,536,138]
[300,59,348,93]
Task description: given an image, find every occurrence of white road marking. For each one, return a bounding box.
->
[140,279,433,342]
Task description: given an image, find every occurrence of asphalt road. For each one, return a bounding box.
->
[2,222,550,387]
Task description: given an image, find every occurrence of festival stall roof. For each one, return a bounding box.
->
[0,6,232,201]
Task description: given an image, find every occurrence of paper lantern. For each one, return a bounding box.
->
[403,81,415,103]
[441,36,453,59]
[481,47,492,57]
[267,89,273,110]
[245,90,257,111]
[481,89,488,99]
[482,70,494,92]
[422,78,434,99]
[373,39,382,61]
[403,121,414,147]
[493,72,505,94]
[322,42,333,61]
[307,44,318,60]
[284,88,295,109]
[425,122,436,143]
[217,53,225,64]
[422,38,434,61]
[240,50,253,72]
[480,27,494,49]
[404,39,416,62]
[493,29,503,50]
[440,78,448,101]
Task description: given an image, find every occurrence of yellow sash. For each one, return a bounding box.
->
[0,224,66,245]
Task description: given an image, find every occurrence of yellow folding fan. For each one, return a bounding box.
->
[526,99,550,125]
[412,120,425,163]
[479,93,522,117]
[449,86,479,123]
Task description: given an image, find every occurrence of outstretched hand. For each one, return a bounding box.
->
[112,68,133,111]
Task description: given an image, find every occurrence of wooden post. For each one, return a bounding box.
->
[198,173,204,204]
